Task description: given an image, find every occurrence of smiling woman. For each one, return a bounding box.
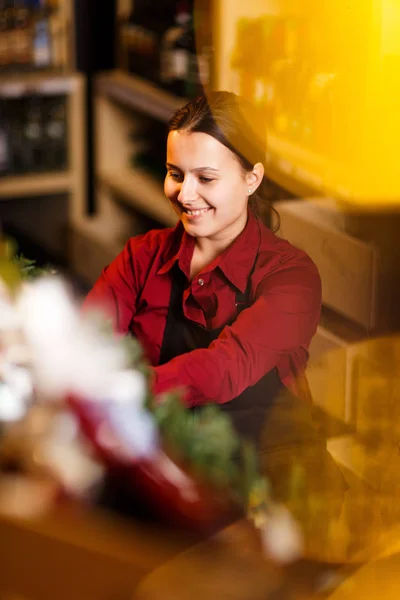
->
[165,130,259,275]
[83,91,347,532]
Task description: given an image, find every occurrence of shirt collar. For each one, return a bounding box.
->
[157,211,261,291]
[157,222,194,279]
[215,210,261,293]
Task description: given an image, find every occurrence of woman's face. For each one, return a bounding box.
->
[165,131,255,243]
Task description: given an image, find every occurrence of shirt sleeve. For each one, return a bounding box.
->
[152,259,322,407]
[82,237,142,334]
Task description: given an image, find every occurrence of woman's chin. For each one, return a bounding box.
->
[180,210,215,233]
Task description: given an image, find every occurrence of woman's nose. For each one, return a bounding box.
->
[177,176,197,204]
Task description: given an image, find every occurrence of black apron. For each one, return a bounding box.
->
[158,264,348,521]
[159,264,323,453]
[99,262,347,539]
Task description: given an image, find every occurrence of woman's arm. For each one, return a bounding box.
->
[152,261,322,406]
[82,238,141,334]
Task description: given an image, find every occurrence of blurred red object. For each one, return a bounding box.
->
[67,394,237,534]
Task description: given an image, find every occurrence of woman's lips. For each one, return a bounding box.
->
[183,207,212,220]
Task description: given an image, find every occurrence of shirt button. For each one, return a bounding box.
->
[198,278,205,286]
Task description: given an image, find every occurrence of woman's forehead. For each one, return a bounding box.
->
[166,131,238,169]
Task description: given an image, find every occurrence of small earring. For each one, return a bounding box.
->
[248,188,252,195]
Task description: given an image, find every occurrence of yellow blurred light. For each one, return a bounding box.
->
[196,0,400,206]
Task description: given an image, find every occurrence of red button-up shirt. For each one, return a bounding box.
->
[83,211,321,407]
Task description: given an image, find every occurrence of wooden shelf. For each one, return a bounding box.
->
[72,215,124,252]
[0,72,79,98]
[99,167,178,228]
[0,171,72,199]
[96,70,185,123]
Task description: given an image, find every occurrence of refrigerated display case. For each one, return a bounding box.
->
[215,0,400,206]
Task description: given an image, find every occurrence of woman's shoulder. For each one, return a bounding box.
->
[124,224,181,261]
[256,217,320,280]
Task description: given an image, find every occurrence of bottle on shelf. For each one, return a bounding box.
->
[124,0,176,84]
[177,7,201,98]
[21,95,44,172]
[32,10,51,68]
[0,0,62,72]
[13,0,32,67]
[129,117,168,182]
[47,0,63,69]
[0,98,11,175]
[160,0,207,98]
[1,92,68,176]
[159,1,191,95]
[0,0,11,70]
[122,0,146,77]
[42,93,68,170]
[192,0,213,92]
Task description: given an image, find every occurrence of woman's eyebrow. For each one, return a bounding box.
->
[166,162,219,172]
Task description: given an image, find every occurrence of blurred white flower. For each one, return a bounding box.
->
[106,369,147,407]
[0,297,20,331]
[106,403,159,458]
[17,276,159,458]
[0,363,33,422]
[16,277,133,402]
[0,276,11,303]
[1,275,158,459]
[260,505,303,564]
[0,382,26,422]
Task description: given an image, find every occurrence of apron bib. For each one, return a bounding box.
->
[159,264,322,453]
[158,263,348,517]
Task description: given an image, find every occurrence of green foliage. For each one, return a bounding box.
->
[1,237,56,291]
[153,392,240,490]
[11,254,56,281]
[152,392,270,508]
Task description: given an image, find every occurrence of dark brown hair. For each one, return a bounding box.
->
[168,91,278,230]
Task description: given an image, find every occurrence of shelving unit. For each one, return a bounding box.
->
[0,1,86,266]
[96,70,185,123]
[0,71,86,209]
[69,69,183,284]
[99,167,177,228]
[68,214,125,285]
[0,171,71,199]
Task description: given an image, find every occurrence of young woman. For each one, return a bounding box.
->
[84,92,346,519]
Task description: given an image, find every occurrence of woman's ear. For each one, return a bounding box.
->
[246,162,264,194]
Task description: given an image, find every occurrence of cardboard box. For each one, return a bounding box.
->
[273,199,378,329]
[273,199,400,332]
[308,307,400,434]
[348,335,400,438]
[307,311,365,424]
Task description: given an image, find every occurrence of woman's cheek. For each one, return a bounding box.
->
[164,179,175,200]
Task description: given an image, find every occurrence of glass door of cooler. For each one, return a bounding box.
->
[215,0,400,205]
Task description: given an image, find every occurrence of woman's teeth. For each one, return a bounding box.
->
[186,208,209,216]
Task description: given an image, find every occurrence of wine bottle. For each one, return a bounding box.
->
[3,0,17,69]
[13,0,32,67]
[0,99,11,175]
[33,11,51,68]
[21,95,44,172]
[183,17,200,98]
[43,94,67,170]
[125,0,151,79]
[0,1,10,69]
[160,1,191,97]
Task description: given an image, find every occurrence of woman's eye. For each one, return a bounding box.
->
[169,172,182,181]
[199,176,214,183]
